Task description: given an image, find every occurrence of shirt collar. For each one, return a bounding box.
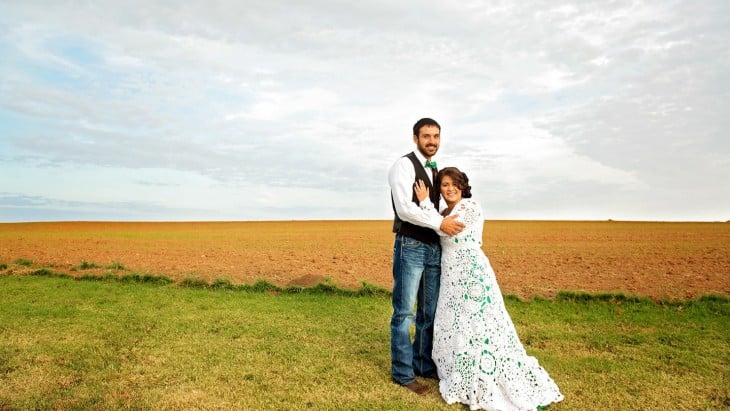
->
[412,150,432,168]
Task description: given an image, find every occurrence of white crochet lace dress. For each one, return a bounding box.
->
[428,198,564,410]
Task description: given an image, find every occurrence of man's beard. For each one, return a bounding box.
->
[418,145,438,158]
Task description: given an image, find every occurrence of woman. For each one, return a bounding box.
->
[415,167,563,411]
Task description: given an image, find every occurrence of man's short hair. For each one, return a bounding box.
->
[413,118,441,137]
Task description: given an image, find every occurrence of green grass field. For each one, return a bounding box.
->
[0,275,728,410]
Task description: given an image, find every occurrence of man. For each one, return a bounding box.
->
[388,117,465,395]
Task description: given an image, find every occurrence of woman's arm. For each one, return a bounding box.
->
[451,199,483,228]
[414,180,465,237]
[388,159,444,231]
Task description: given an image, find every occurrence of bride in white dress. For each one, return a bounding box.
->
[415,167,563,411]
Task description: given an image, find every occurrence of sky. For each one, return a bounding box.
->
[1,1,728,222]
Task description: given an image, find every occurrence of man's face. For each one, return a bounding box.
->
[413,125,440,158]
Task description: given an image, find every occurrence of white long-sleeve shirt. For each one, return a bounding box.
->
[388,150,446,232]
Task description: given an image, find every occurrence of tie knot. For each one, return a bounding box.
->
[425,160,437,170]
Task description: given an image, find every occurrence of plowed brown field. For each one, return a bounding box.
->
[1,220,728,300]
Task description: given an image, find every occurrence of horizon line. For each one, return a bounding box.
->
[1,218,728,224]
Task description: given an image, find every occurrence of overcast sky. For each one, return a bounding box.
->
[1,1,728,222]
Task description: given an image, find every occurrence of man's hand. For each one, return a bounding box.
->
[440,214,465,236]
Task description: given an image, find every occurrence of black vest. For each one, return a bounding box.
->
[391,152,440,244]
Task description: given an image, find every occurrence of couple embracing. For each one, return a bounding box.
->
[388,118,564,410]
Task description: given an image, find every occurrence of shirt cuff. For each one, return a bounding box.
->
[418,200,435,211]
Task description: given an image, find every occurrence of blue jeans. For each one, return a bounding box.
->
[390,234,441,385]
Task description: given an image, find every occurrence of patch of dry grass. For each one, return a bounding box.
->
[1,220,728,300]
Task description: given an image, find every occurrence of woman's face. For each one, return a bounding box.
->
[440,175,462,205]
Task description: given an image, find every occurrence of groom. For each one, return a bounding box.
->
[388,117,464,395]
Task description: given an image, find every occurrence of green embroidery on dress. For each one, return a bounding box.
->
[479,349,497,375]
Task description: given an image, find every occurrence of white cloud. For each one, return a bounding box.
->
[225,88,340,121]
[0,0,727,221]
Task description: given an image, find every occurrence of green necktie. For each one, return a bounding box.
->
[425,160,437,170]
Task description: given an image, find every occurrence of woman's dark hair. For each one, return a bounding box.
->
[436,167,472,198]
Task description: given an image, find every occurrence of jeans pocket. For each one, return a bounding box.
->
[402,236,422,249]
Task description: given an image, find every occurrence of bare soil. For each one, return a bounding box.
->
[1,220,728,300]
